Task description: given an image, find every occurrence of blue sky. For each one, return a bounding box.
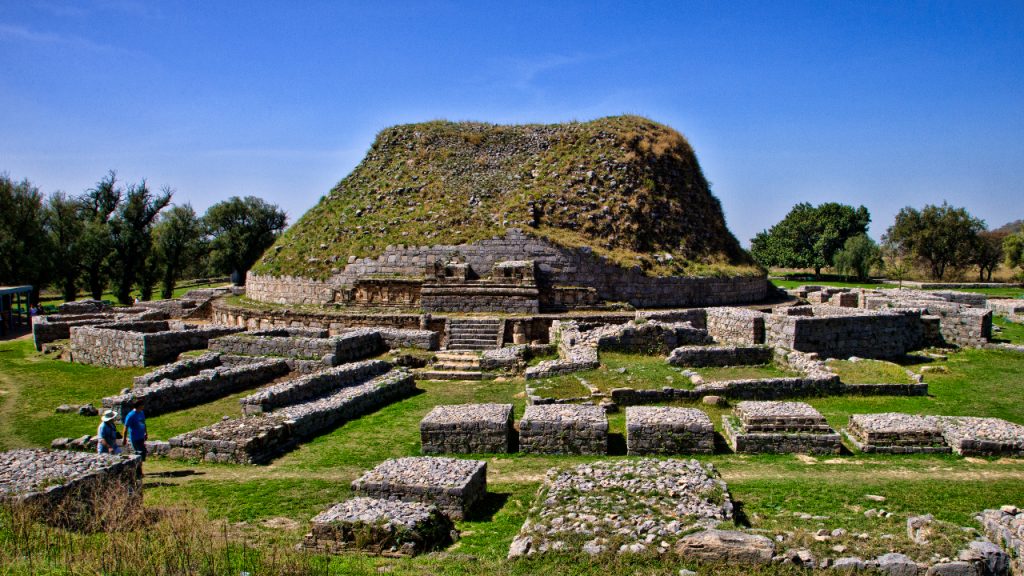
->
[2,1,1022,245]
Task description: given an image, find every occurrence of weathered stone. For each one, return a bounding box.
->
[351,457,486,520]
[675,529,774,565]
[876,552,921,576]
[420,404,514,454]
[519,404,607,455]
[625,406,714,455]
[301,497,455,556]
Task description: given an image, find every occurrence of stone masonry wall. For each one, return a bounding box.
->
[667,345,773,367]
[765,307,923,359]
[240,359,392,414]
[209,329,384,363]
[70,323,243,367]
[247,230,767,308]
[705,307,767,345]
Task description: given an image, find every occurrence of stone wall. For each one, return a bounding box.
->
[240,359,392,414]
[0,450,142,525]
[32,309,166,351]
[519,404,608,455]
[209,329,384,363]
[667,345,773,367]
[421,285,539,314]
[133,352,224,388]
[168,368,414,464]
[70,322,244,367]
[420,404,515,454]
[104,358,290,417]
[979,507,1024,576]
[589,320,711,354]
[765,306,923,359]
[705,307,766,345]
[247,230,768,308]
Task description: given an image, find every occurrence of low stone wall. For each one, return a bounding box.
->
[978,507,1024,576]
[0,450,141,525]
[843,413,950,454]
[723,415,841,454]
[421,285,539,314]
[104,358,290,417]
[209,329,384,363]
[301,497,456,556]
[931,416,1024,457]
[133,352,224,388]
[705,307,766,345]
[240,359,392,414]
[364,327,438,350]
[351,457,487,520]
[212,300,440,333]
[589,320,711,354]
[70,323,243,367]
[519,404,608,455]
[765,306,923,359]
[32,309,166,351]
[420,404,515,454]
[168,368,414,464]
[524,321,599,380]
[667,345,773,367]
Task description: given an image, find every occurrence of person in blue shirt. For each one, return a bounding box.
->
[122,399,148,472]
[97,410,121,455]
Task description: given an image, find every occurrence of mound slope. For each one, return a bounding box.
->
[254,115,754,281]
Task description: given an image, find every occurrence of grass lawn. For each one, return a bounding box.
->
[826,358,915,384]
[994,315,1024,345]
[692,363,798,381]
[3,336,1024,575]
[528,351,690,398]
[37,279,230,309]
[770,279,1023,298]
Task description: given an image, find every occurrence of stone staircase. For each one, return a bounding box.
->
[416,351,484,381]
[446,318,501,351]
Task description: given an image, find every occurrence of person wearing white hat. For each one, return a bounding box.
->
[97,410,122,455]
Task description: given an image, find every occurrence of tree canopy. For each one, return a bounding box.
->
[204,196,288,283]
[883,202,985,281]
[833,234,882,281]
[750,202,870,275]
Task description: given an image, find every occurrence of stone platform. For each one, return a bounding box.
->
[723,401,841,454]
[508,459,733,558]
[519,404,608,455]
[301,497,455,556]
[351,457,486,520]
[0,449,141,524]
[420,404,514,454]
[932,416,1024,457]
[625,407,714,455]
[844,413,951,454]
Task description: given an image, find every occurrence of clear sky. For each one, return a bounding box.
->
[2,1,1022,245]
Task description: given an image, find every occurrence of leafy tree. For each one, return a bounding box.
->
[44,192,86,302]
[204,197,287,284]
[108,181,172,304]
[1005,230,1024,280]
[154,204,204,299]
[0,174,52,301]
[750,202,870,275]
[971,231,1006,282]
[833,234,882,282]
[883,202,985,280]
[79,172,122,300]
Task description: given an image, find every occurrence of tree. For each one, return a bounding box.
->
[204,197,287,284]
[971,231,1006,282]
[0,174,52,301]
[79,172,122,300]
[154,204,204,299]
[1005,230,1024,280]
[108,181,172,304]
[750,202,870,275]
[883,202,985,280]
[44,192,86,302]
[833,234,882,282]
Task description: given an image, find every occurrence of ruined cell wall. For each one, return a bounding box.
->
[764,307,923,359]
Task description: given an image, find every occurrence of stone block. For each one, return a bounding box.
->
[420,404,515,454]
[844,413,950,454]
[351,457,486,520]
[301,497,455,556]
[519,404,608,455]
[625,407,714,455]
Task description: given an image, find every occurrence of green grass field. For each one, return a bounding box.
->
[3,335,1024,575]
[770,278,1024,298]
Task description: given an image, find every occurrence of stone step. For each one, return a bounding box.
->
[415,370,484,381]
[447,344,495,351]
[450,326,499,334]
[448,338,498,347]
[433,361,481,371]
[434,351,481,361]
[450,320,501,326]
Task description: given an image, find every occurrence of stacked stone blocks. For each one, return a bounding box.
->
[69,321,243,367]
[420,404,515,454]
[625,407,714,455]
[723,401,841,454]
[843,413,951,454]
[239,359,391,414]
[519,404,608,455]
[301,497,456,556]
[351,457,487,520]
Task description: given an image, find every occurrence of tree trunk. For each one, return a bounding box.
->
[61,277,77,303]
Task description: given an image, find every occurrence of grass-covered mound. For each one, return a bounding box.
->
[254,116,757,280]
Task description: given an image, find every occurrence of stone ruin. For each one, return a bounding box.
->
[722,401,842,455]
[930,416,1024,457]
[519,404,608,455]
[508,459,738,558]
[32,306,165,351]
[101,353,290,418]
[166,362,415,463]
[69,320,243,367]
[625,406,714,455]
[420,403,515,454]
[844,413,951,454]
[301,497,456,557]
[350,457,487,521]
[209,327,387,373]
[0,449,141,525]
